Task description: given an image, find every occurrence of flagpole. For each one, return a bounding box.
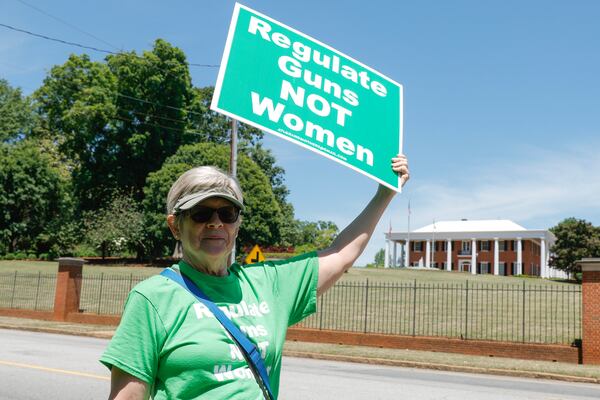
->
[406,199,411,267]
[229,119,238,266]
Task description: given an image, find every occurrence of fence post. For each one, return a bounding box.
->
[521,280,526,342]
[411,279,417,336]
[318,294,324,330]
[578,258,600,365]
[34,271,41,310]
[9,271,18,308]
[363,279,369,333]
[53,258,84,321]
[463,280,469,339]
[97,272,105,314]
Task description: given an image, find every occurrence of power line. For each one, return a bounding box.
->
[116,105,200,127]
[0,78,213,127]
[110,113,208,138]
[115,93,205,117]
[0,21,226,126]
[0,22,220,68]
[0,22,114,54]
[13,0,120,50]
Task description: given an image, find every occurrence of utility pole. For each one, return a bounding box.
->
[229,119,238,265]
[406,200,411,267]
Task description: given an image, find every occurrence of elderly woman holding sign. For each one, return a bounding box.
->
[101,155,409,399]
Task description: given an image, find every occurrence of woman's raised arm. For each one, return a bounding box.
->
[317,154,409,295]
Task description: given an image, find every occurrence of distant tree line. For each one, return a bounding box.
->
[0,39,337,261]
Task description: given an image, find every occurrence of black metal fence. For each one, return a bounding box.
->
[0,271,582,345]
[0,271,57,311]
[297,280,582,345]
[78,273,149,315]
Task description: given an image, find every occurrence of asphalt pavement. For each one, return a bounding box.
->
[0,315,599,385]
[1,329,599,400]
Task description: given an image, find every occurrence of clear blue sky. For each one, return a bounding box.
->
[2,0,599,265]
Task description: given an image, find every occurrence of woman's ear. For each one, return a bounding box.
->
[166,214,180,240]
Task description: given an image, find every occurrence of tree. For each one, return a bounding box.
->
[294,220,339,253]
[83,193,145,258]
[187,86,263,147]
[33,41,268,213]
[244,143,299,246]
[0,140,73,256]
[143,142,283,258]
[33,40,197,210]
[549,218,600,277]
[0,79,38,142]
[374,248,385,266]
[33,53,118,211]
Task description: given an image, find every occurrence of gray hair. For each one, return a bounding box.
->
[167,166,244,221]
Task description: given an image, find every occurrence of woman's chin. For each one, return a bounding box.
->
[199,240,229,257]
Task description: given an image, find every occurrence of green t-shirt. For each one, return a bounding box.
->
[100,252,319,400]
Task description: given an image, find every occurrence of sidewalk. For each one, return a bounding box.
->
[1,316,599,384]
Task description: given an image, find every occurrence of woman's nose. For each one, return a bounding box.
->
[206,209,223,227]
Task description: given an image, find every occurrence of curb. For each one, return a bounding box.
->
[282,351,600,385]
[0,324,115,339]
[2,324,597,384]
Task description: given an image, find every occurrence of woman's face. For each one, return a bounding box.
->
[175,197,241,274]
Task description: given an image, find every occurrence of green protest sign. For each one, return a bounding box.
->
[212,3,403,190]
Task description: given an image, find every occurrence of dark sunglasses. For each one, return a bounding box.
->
[188,205,241,224]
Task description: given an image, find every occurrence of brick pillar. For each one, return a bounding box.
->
[579,258,600,365]
[53,257,84,321]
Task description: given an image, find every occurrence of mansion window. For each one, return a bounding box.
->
[480,241,490,251]
[461,241,471,253]
[479,262,490,274]
[499,262,506,275]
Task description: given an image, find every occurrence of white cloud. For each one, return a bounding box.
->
[356,141,600,266]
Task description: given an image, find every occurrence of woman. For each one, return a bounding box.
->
[101,154,409,399]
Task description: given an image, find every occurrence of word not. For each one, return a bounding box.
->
[213,362,272,382]
[278,55,359,107]
[251,91,374,166]
[229,340,270,361]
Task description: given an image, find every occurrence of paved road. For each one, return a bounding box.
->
[0,329,598,400]
[279,357,600,400]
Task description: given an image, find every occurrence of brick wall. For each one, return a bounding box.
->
[287,328,580,364]
[581,259,600,365]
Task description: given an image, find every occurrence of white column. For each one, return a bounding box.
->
[392,242,397,268]
[446,239,452,271]
[405,239,410,267]
[493,238,499,276]
[516,238,522,275]
[384,239,390,268]
[425,240,431,268]
[540,238,546,278]
[471,238,477,275]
